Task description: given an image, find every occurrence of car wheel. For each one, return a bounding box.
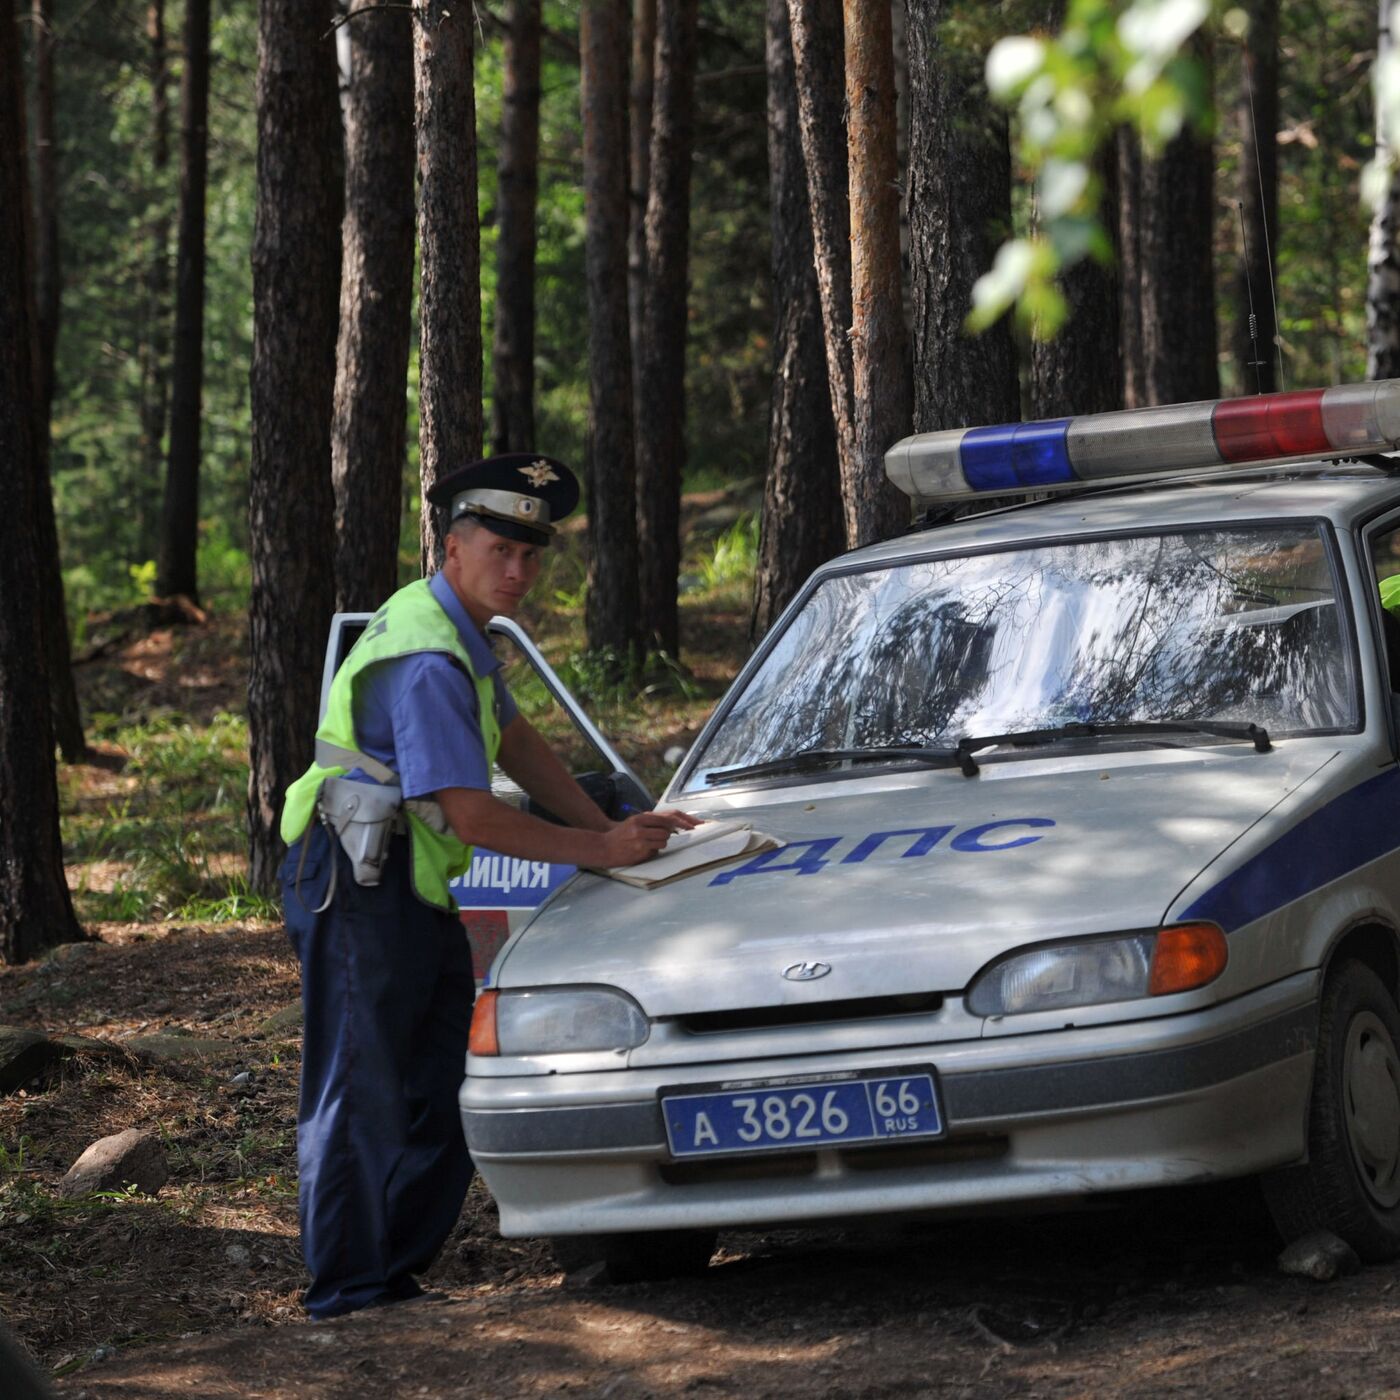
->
[1263,958,1400,1261]
[549,1229,718,1284]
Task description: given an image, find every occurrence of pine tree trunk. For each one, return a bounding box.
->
[490,0,541,456]
[581,0,643,664]
[156,0,211,604]
[891,0,911,311]
[752,0,842,643]
[635,0,698,658]
[31,441,85,762]
[247,0,342,894]
[786,0,858,523]
[844,0,909,545]
[1369,0,1400,381]
[332,2,415,612]
[415,0,482,573]
[628,0,657,443]
[1117,126,1147,408]
[27,0,84,762]
[906,0,1018,433]
[1231,0,1279,394]
[31,0,59,424]
[0,7,83,963]
[1139,39,1219,406]
[139,0,172,562]
[1030,144,1122,418]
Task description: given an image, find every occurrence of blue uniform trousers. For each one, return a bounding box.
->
[279,825,475,1319]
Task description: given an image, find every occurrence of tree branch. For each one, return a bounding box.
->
[321,3,419,41]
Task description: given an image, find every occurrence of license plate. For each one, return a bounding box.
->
[662,1067,943,1158]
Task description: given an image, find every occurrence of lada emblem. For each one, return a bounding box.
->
[783,960,832,982]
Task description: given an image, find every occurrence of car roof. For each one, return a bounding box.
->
[840,462,1400,571]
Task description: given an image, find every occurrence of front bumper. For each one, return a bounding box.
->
[460,974,1317,1237]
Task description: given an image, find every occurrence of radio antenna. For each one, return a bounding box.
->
[1243,43,1285,390]
[1237,202,1266,393]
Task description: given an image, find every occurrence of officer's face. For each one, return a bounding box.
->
[444,521,544,627]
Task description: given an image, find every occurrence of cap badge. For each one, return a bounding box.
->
[520,459,560,487]
[517,498,538,518]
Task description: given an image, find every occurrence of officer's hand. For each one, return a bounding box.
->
[599,811,700,866]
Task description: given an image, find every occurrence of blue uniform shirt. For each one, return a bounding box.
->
[351,572,518,799]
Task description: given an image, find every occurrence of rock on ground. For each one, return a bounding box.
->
[57,1128,169,1199]
[255,1002,303,1039]
[0,1027,59,1094]
[1,1027,129,1094]
[126,1033,230,1063]
[1277,1230,1361,1281]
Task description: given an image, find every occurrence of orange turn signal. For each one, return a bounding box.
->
[1149,923,1228,996]
[469,990,500,1056]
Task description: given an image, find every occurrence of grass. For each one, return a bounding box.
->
[64,711,264,924]
[693,513,759,590]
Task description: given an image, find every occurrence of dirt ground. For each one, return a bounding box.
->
[6,922,1400,1399]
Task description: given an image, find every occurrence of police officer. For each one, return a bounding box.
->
[278,453,697,1318]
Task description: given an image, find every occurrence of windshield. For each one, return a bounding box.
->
[685,524,1357,790]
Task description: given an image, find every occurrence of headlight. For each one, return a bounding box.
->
[469,986,649,1056]
[966,923,1227,1016]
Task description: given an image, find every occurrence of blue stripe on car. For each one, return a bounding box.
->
[1179,766,1400,931]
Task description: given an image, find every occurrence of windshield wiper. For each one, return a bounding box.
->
[704,721,1271,787]
[704,743,974,787]
[953,719,1272,777]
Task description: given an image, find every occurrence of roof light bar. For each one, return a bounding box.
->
[885,381,1400,503]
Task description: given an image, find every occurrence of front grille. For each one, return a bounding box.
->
[672,991,944,1035]
[660,1153,819,1185]
[657,1134,1008,1187]
[840,1133,1008,1171]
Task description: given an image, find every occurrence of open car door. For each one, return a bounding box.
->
[317,611,654,980]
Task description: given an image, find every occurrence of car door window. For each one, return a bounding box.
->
[1368,520,1400,693]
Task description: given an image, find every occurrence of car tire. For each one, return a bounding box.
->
[549,1229,718,1284]
[1263,958,1400,1261]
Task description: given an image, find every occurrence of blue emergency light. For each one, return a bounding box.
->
[885,382,1400,502]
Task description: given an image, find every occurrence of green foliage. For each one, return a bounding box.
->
[694,514,759,590]
[64,711,265,923]
[510,650,636,716]
[46,0,771,619]
[974,0,1223,333]
[37,0,1392,647]
[199,517,253,612]
[976,0,1382,373]
[63,557,162,639]
[540,541,590,612]
[48,0,258,613]
[0,1137,58,1237]
[1267,0,1375,388]
[0,1136,30,1182]
[177,878,280,923]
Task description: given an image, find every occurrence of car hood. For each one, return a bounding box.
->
[494,747,1337,1016]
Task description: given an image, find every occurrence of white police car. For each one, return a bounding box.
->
[461,382,1400,1281]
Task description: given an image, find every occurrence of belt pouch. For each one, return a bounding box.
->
[318,775,403,886]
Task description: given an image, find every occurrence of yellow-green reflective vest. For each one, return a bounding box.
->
[1382,575,1400,617]
[280,579,502,911]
